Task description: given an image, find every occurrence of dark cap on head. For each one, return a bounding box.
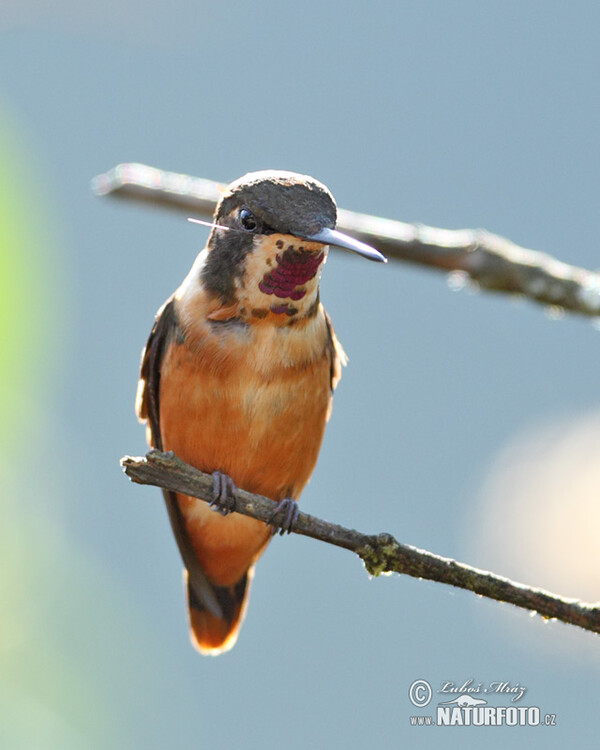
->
[216,170,337,237]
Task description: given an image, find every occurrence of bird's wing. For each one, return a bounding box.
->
[136,298,223,618]
[324,309,346,393]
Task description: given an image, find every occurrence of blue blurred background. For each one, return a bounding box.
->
[1,2,599,747]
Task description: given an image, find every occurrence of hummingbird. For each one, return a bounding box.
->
[136,170,385,655]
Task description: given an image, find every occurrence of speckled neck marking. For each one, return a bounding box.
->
[258,244,324,302]
[226,235,326,325]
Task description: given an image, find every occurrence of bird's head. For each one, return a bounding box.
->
[197,170,385,323]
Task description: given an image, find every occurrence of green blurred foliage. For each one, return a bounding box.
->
[0,113,57,445]
[0,111,196,750]
[0,114,115,749]
[0,110,202,750]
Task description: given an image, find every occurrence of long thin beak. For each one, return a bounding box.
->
[302,227,387,263]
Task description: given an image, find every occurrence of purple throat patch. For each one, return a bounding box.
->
[259,247,324,302]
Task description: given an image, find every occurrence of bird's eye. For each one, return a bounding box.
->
[239,208,258,232]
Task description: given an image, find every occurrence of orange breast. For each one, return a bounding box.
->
[159,318,333,585]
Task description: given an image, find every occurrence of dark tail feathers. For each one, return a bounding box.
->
[185,568,252,655]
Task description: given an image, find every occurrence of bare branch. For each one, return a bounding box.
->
[93,162,600,318]
[122,450,600,636]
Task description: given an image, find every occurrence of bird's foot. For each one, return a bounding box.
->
[267,497,299,536]
[210,471,237,516]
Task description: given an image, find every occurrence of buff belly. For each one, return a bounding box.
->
[159,331,332,585]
